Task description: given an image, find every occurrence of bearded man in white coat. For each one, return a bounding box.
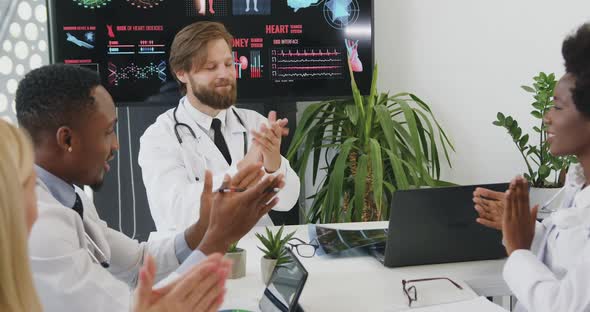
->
[138,21,300,232]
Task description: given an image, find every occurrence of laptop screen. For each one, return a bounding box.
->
[259,249,308,312]
[383,183,508,267]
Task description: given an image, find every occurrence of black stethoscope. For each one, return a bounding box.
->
[173,103,248,156]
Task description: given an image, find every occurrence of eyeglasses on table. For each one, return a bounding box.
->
[401,277,463,307]
[286,237,319,258]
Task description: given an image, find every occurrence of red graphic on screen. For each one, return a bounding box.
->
[345,39,363,72]
[107,25,115,38]
[196,0,215,15]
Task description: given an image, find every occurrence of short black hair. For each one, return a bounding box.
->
[562,23,590,117]
[16,64,102,145]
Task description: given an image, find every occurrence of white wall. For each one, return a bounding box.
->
[374,0,590,185]
[0,0,49,125]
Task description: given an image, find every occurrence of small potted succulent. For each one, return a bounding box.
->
[224,241,246,279]
[255,225,296,284]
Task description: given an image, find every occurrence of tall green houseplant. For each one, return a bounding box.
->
[287,65,454,223]
[493,72,576,187]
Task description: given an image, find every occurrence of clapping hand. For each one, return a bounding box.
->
[473,187,506,230]
[184,165,265,250]
[134,253,231,312]
[250,111,289,173]
[502,177,538,256]
[197,163,285,254]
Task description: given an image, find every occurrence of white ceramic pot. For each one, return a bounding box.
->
[224,248,247,279]
[260,257,277,284]
[529,187,564,217]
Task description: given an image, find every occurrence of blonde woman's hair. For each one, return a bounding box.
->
[0,119,42,312]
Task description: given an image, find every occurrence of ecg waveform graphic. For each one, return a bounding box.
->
[271,48,344,81]
[107,61,167,86]
[277,58,341,63]
[277,73,342,78]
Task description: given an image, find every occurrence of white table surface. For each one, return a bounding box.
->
[152,221,510,311]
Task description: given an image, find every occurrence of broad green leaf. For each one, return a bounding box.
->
[287,101,326,159]
[369,139,384,218]
[383,148,410,189]
[354,154,369,222]
[531,111,543,119]
[397,100,425,176]
[325,138,356,223]
[519,134,529,149]
[410,94,433,114]
[538,164,550,180]
[345,103,359,125]
[505,117,514,127]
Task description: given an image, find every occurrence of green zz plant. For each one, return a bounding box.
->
[287,64,454,223]
[255,225,296,265]
[493,72,576,188]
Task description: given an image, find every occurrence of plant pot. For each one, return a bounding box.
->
[224,248,246,279]
[530,187,564,215]
[260,257,277,284]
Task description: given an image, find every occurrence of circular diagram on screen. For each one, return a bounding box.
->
[73,0,112,9]
[126,0,164,9]
[322,0,360,29]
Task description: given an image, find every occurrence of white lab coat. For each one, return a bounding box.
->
[138,97,300,231]
[29,180,181,311]
[503,164,590,312]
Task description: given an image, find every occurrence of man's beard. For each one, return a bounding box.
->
[90,181,104,192]
[191,79,237,110]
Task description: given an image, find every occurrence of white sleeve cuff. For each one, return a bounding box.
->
[153,248,207,289]
[265,157,287,176]
[503,249,557,310]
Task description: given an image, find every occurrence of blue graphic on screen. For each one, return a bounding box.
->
[66,32,94,49]
[326,0,350,22]
[323,0,359,29]
[108,61,167,86]
[233,0,270,15]
[84,31,95,43]
[287,0,320,12]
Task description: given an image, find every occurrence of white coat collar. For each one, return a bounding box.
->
[180,97,247,135]
[35,164,77,208]
[183,98,228,132]
[551,164,590,230]
[35,177,113,262]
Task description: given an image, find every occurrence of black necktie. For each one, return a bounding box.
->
[211,118,232,165]
[72,193,84,220]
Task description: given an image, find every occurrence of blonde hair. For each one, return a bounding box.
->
[169,21,233,95]
[0,120,42,312]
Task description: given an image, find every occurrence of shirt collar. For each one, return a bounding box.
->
[182,97,228,132]
[35,164,76,208]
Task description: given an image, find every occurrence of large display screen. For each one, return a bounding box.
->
[47,0,373,104]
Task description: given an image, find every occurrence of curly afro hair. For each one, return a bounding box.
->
[562,23,590,118]
[15,64,101,146]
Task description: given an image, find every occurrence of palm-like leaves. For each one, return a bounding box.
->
[287,65,454,223]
